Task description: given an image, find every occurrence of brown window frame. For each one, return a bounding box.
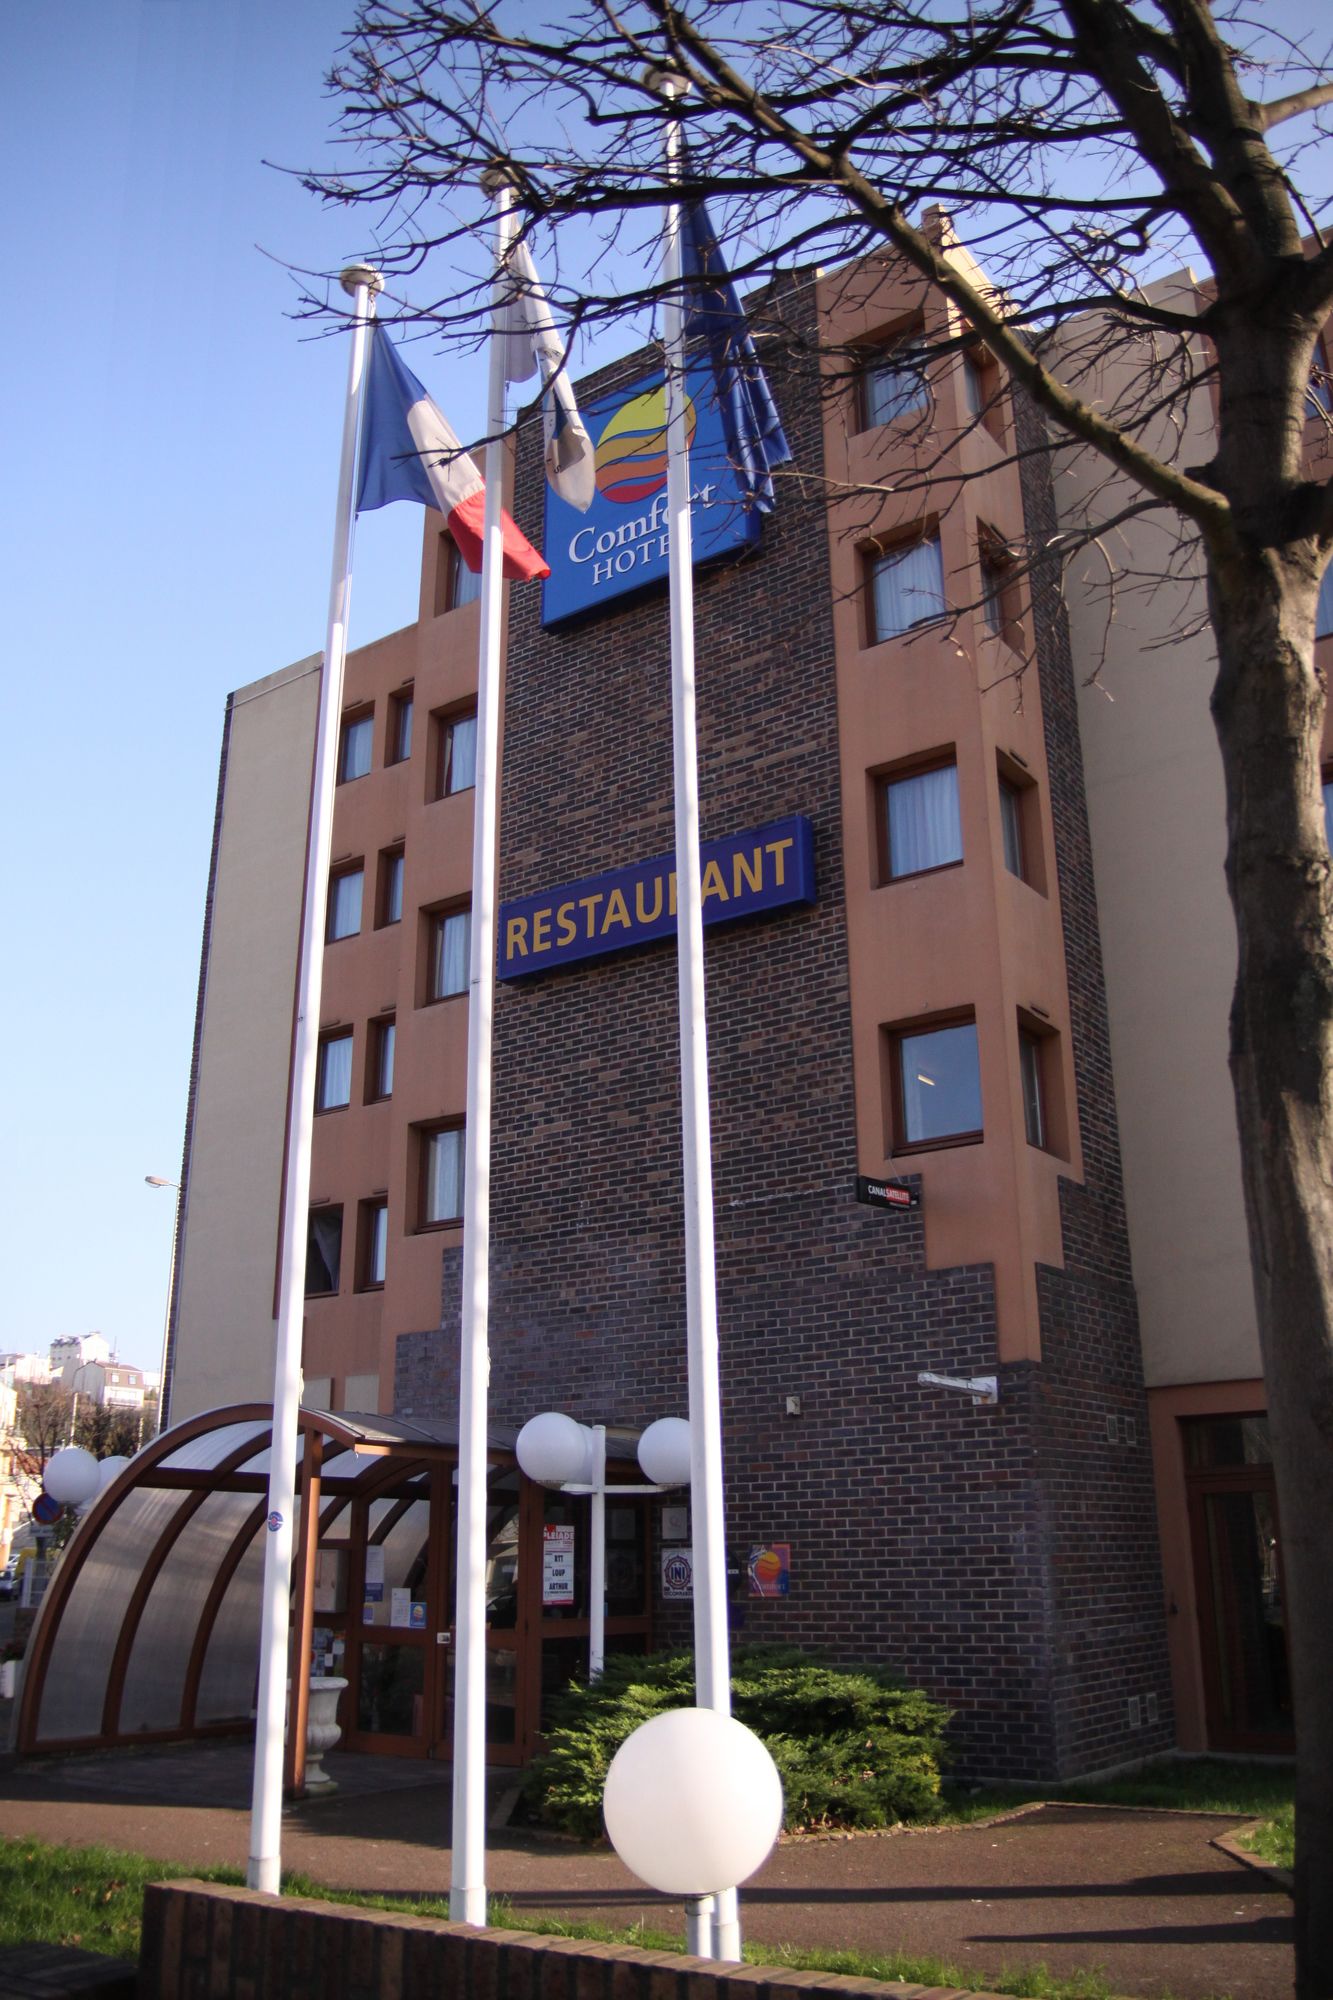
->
[305,1205,344,1298]
[387,687,414,766]
[882,1009,983,1157]
[864,523,947,646]
[376,844,406,929]
[365,1014,396,1104]
[356,1197,390,1292]
[873,748,963,886]
[961,343,1005,443]
[434,532,483,616]
[1017,1010,1069,1159]
[315,1028,354,1114]
[415,1120,466,1232]
[422,901,472,1007]
[338,706,374,785]
[326,863,365,943]
[855,318,929,433]
[978,525,1022,649]
[430,705,479,802]
[997,753,1046,895]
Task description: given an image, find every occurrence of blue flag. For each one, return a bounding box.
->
[682,200,793,513]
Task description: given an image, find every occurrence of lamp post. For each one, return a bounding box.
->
[515,1415,691,1680]
[145,1175,181,1433]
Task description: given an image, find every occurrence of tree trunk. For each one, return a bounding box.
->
[1210,546,1333,1999]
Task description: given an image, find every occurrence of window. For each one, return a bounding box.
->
[1308,335,1332,418]
[888,1016,983,1150]
[858,328,928,430]
[879,758,962,880]
[377,846,405,928]
[1322,773,1333,850]
[358,1199,389,1290]
[997,755,1045,892]
[868,534,946,642]
[433,708,478,798]
[961,344,1004,441]
[1317,565,1333,639]
[368,1015,395,1102]
[427,906,470,1002]
[420,1123,465,1228]
[305,1207,343,1297]
[388,689,414,765]
[339,709,373,784]
[999,776,1025,878]
[315,1029,353,1112]
[436,533,482,615]
[327,865,364,942]
[979,529,1020,644]
[1019,1030,1045,1148]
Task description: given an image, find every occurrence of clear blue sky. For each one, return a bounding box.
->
[3,2,1328,1376]
[2,2,467,1371]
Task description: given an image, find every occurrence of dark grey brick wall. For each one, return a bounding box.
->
[397,287,1170,1778]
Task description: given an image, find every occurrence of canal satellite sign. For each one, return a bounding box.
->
[855,1176,921,1211]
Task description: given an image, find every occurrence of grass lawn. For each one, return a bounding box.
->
[0,1757,1292,2000]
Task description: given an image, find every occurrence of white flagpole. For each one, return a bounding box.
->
[658,79,742,1964]
[248,262,383,1895]
[449,179,512,1928]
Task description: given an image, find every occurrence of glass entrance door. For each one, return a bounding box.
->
[343,1469,442,1756]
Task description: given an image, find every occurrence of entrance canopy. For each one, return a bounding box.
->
[17,1404,511,1757]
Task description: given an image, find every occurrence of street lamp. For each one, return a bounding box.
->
[515,1414,690,1680]
[145,1175,181,1433]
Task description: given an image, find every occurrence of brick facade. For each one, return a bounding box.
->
[396,284,1171,1778]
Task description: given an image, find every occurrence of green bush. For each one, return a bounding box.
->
[524,1645,950,1838]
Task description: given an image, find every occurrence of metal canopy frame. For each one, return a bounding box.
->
[15,1403,504,1783]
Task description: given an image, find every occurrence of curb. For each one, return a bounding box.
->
[1211,1822,1294,1893]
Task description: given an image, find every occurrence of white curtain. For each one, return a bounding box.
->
[888,764,962,877]
[448,714,478,792]
[320,1034,353,1108]
[427,1128,464,1223]
[377,1020,395,1097]
[341,716,372,781]
[435,910,470,997]
[873,537,946,639]
[864,350,927,427]
[329,869,363,939]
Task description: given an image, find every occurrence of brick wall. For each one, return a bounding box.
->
[396,283,1171,1779]
[138,1880,1011,2000]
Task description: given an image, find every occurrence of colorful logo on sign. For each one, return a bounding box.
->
[542,358,766,625]
[593,386,696,504]
[498,815,816,981]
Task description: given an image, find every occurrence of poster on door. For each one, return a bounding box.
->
[543,1523,576,1605]
[661,1547,694,1601]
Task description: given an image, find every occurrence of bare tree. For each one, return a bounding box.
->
[304,4,1333,1987]
[14,1381,74,1475]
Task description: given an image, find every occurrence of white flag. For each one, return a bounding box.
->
[502,238,595,513]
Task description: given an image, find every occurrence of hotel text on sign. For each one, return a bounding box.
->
[498,816,816,980]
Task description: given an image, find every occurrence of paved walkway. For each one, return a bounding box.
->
[0,1745,1293,2000]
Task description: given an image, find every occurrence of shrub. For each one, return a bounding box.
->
[524,1644,950,1838]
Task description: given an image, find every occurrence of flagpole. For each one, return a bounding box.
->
[658,76,742,1966]
[449,178,512,1928]
[247,262,382,1896]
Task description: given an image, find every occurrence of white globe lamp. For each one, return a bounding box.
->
[43,1446,101,1509]
[603,1707,783,1896]
[515,1411,594,1488]
[97,1455,132,1492]
[637,1416,692,1488]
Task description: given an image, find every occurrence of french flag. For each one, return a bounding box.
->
[356,323,549,581]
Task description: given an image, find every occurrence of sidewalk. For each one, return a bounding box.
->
[0,1744,1293,2000]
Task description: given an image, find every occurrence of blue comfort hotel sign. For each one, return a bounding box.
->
[541,359,764,625]
[498,816,816,980]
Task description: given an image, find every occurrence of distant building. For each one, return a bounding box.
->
[63,1362,146,1412]
[0,1354,52,1388]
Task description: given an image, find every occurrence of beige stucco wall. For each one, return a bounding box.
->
[1051,280,1260,1388]
[170,657,321,1421]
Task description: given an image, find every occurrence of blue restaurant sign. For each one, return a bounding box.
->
[498,816,816,981]
[541,359,766,626]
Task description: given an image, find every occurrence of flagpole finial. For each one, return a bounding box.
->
[340,264,384,298]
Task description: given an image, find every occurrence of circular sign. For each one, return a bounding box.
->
[33,1491,62,1526]
[267,1511,284,1533]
